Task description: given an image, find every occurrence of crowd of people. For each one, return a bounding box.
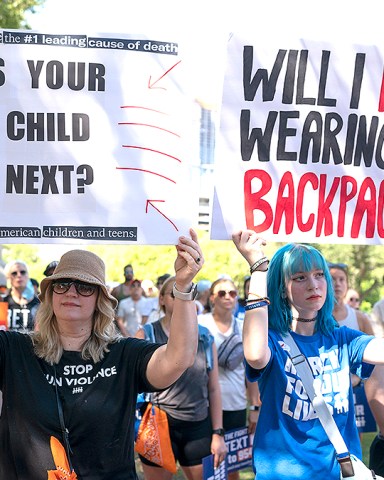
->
[0,234,384,479]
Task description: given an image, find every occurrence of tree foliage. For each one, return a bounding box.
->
[0,0,44,29]
[2,232,384,311]
[1,0,383,311]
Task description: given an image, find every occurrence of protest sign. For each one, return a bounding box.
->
[0,29,199,245]
[354,382,377,433]
[203,426,253,479]
[212,32,384,244]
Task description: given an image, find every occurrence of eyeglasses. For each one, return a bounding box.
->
[349,297,360,302]
[11,270,27,277]
[216,290,237,299]
[52,280,98,297]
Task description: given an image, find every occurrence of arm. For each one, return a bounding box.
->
[246,379,261,435]
[232,230,271,370]
[116,316,129,337]
[135,327,146,340]
[356,310,375,335]
[362,338,384,363]
[146,229,203,389]
[208,343,227,468]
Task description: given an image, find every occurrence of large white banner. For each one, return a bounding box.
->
[211,33,384,245]
[0,29,199,244]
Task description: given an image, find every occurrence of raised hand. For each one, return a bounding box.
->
[232,230,267,267]
[174,228,203,290]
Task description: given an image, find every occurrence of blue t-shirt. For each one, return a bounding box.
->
[246,326,374,480]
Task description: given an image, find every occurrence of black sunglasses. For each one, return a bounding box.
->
[52,280,98,297]
[11,270,27,277]
[216,290,237,299]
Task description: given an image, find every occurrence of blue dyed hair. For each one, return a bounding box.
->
[267,243,337,335]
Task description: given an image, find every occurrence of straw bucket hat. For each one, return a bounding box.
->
[39,250,117,309]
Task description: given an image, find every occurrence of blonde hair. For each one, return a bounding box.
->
[30,284,121,364]
[159,275,176,313]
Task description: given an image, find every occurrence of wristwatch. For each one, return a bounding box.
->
[249,405,260,411]
[172,282,198,301]
[212,428,225,436]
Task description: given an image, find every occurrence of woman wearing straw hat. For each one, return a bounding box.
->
[0,229,203,479]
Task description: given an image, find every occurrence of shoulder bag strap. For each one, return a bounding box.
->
[283,333,355,477]
[53,366,75,473]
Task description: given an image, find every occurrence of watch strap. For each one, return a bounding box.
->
[172,282,197,301]
[212,428,225,436]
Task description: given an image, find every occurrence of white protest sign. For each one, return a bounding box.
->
[0,29,199,245]
[211,33,384,244]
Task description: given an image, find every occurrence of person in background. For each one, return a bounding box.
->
[198,277,260,480]
[146,274,172,324]
[136,276,227,479]
[234,275,251,321]
[3,260,40,331]
[232,229,384,480]
[43,261,59,277]
[0,229,203,478]
[365,289,384,475]
[0,269,8,299]
[328,263,373,335]
[328,261,384,472]
[111,263,134,303]
[195,279,212,315]
[116,279,152,336]
[30,278,40,295]
[371,294,384,338]
[345,288,361,310]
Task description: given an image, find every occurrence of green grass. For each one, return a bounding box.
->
[136,432,377,479]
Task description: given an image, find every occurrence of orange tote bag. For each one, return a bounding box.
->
[135,403,177,474]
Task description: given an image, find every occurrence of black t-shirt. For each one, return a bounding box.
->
[0,331,159,479]
[3,294,40,331]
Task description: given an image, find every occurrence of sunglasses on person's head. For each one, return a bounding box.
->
[216,290,237,299]
[11,270,27,277]
[327,262,348,270]
[52,279,98,297]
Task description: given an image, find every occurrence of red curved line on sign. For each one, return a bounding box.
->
[122,145,181,162]
[120,106,167,115]
[118,122,180,137]
[116,167,176,183]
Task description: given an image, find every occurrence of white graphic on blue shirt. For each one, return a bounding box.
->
[282,348,350,420]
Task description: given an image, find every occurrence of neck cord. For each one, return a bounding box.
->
[53,366,74,473]
[293,316,317,323]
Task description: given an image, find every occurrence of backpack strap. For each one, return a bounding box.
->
[143,322,214,371]
[198,324,214,371]
[142,323,155,343]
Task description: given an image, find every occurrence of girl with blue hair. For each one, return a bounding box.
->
[232,230,384,480]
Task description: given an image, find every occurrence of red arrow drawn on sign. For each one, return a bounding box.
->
[148,60,182,90]
[146,200,179,231]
